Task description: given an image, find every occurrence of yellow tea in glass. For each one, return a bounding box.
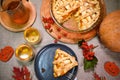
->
[24,27,41,45]
[15,44,34,62]
[1,0,29,24]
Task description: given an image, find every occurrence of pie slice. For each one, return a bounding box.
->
[53,48,78,77]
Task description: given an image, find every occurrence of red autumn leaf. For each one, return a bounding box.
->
[94,73,106,80]
[13,67,23,78]
[22,66,30,74]
[94,73,101,80]
[0,46,14,62]
[12,66,31,80]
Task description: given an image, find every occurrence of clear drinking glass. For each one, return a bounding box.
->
[24,27,42,45]
[15,44,34,63]
[0,0,30,24]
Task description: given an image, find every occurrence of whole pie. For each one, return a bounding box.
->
[51,0,100,31]
[53,48,78,77]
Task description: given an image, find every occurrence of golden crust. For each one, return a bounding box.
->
[52,0,100,31]
[53,48,78,77]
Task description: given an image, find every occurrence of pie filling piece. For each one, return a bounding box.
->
[53,48,78,77]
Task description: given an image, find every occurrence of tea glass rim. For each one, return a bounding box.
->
[0,0,22,12]
[15,43,34,63]
[24,27,41,45]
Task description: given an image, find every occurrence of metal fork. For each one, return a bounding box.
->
[65,72,74,80]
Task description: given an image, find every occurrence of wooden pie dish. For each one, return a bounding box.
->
[40,0,106,44]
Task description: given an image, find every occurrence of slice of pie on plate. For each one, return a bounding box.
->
[53,48,78,77]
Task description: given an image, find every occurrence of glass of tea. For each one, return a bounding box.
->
[24,27,42,45]
[0,0,29,24]
[15,44,34,63]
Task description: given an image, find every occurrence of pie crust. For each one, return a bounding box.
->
[53,48,78,77]
[52,0,100,31]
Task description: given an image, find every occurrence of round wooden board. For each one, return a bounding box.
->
[0,1,36,32]
[40,0,106,44]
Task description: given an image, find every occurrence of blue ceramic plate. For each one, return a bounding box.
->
[34,43,78,80]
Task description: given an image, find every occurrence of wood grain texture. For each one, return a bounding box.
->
[40,0,106,44]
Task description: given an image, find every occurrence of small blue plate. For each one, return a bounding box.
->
[34,43,78,80]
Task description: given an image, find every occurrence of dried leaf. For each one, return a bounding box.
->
[12,66,31,80]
